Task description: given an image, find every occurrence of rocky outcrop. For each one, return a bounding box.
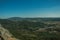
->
[0,24,19,40]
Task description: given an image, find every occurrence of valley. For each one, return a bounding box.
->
[0,17,60,40]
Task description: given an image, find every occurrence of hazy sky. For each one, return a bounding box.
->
[0,0,60,18]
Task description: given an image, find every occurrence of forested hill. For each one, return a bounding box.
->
[7,17,60,21]
[0,18,60,40]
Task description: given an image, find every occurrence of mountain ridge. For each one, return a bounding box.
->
[1,17,60,21]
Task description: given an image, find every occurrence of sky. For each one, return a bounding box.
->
[0,0,60,18]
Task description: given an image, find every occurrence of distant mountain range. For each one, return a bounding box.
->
[1,17,60,21]
[8,17,24,21]
[8,17,60,21]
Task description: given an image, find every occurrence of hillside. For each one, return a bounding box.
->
[0,18,60,40]
[7,17,60,21]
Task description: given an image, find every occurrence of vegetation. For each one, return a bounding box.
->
[0,18,60,40]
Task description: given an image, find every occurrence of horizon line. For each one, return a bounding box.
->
[1,16,60,19]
